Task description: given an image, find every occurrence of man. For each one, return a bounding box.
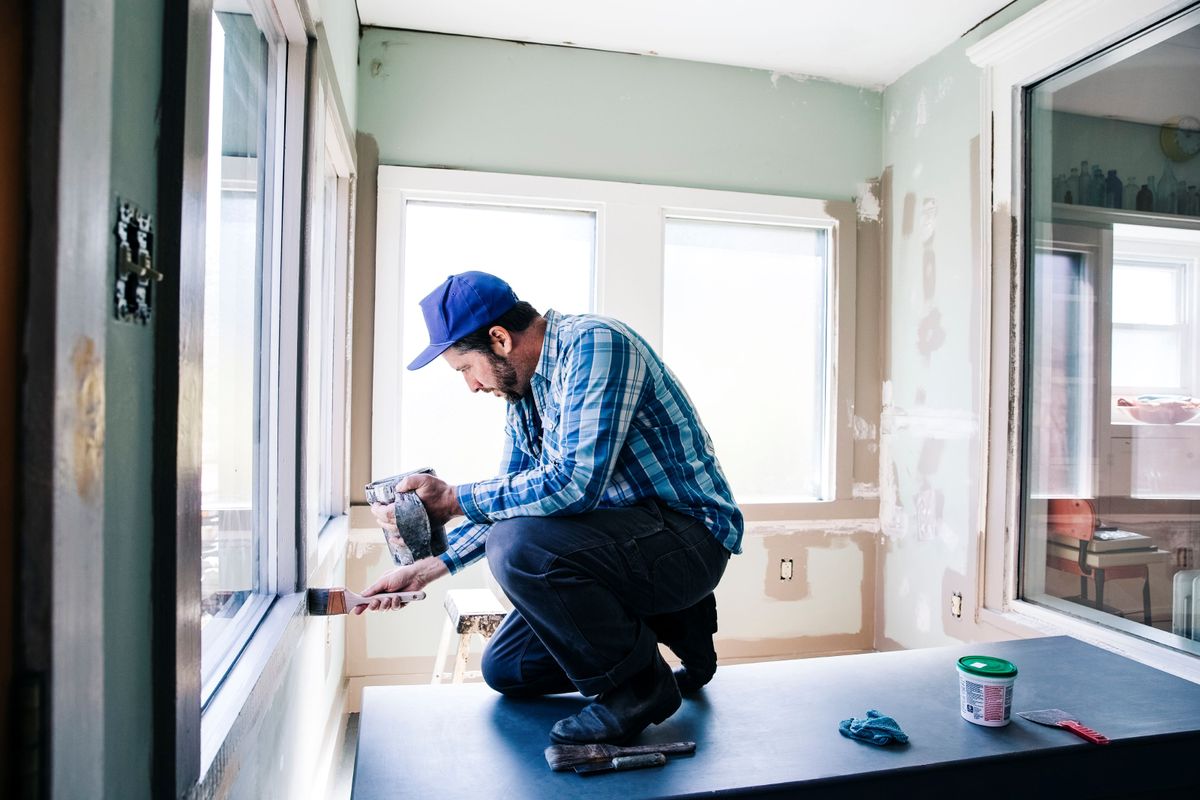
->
[360,270,743,745]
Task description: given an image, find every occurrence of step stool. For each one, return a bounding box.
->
[431,588,508,684]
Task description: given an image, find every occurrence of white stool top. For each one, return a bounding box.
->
[444,588,507,635]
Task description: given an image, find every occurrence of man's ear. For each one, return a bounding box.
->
[489,326,513,356]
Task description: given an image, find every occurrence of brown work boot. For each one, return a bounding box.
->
[548,653,681,744]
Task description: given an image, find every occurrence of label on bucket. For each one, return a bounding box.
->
[959,675,1013,726]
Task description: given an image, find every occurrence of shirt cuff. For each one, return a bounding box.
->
[439,550,462,576]
[456,482,490,524]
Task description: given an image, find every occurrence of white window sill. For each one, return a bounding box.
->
[198,592,306,787]
[197,514,350,788]
[981,601,1200,685]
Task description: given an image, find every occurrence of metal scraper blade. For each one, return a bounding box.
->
[1018,709,1110,744]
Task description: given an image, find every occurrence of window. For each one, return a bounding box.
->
[374,168,857,517]
[385,201,595,484]
[200,5,274,703]
[1110,224,1199,405]
[163,0,354,791]
[304,86,355,541]
[1017,6,1200,657]
[663,218,832,503]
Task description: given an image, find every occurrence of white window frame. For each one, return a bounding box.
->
[168,0,358,793]
[197,0,306,754]
[969,0,1200,680]
[374,166,861,520]
[302,36,357,568]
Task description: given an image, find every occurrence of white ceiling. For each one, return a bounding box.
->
[355,0,1017,89]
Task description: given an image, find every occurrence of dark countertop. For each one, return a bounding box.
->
[352,635,1200,799]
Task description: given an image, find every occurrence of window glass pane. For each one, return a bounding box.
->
[397,202,595,485]
[662,218,829,503]
[1021,11,1200,657]
[1112,263,1179,325]
[1025,249,1094,498]
[1112,328,1181,388]
[201,8,268,689]
[305,140,337,535]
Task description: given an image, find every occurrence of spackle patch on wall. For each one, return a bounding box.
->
[901,192,916,237]
[914,89,929,137]
[855,179,881,222]
[73,336,104,499]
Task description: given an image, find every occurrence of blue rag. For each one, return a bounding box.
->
[838,709,910,746]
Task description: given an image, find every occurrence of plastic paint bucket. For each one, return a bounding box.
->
[957,655,1017,727]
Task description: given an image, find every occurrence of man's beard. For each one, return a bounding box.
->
[486,351,523,403]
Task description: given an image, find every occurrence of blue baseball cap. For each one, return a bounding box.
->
[407,271,520,370]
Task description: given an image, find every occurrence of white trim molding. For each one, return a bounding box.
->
[970,0,1200,681]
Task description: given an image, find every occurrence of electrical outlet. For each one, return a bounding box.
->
[951,592,963,618]
[780,558,794,581]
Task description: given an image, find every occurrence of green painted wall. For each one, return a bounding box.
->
[878,0,1046,650]
[104,0,162,796]
[357,29,882,200]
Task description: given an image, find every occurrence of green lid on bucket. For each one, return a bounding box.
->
[957,655,1018,678]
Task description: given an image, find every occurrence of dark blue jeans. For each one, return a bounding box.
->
[481,499,730,697]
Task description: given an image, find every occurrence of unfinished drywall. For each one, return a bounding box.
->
[356,28,882,200]
[877,0,1046,650]
[721,523,877,654]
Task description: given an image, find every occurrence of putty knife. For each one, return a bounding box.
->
[1017,708,1110,744]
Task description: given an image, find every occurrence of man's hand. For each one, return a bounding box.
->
[353,556,449,615]
[395,472,463,527]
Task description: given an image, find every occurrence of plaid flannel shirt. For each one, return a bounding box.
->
[439,309,743,574]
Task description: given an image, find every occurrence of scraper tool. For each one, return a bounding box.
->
[1017,708,1110,744]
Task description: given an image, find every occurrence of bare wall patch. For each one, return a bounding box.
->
[855,179,882,222]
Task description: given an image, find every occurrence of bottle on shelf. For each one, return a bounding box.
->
[1155,163,1176,213]
[1136,183,1155,211]
[1077,161,1089,205]
[1090,164,1105,206]
[1105,169,1122,209]
[1122,176,1138,210]
[1177,178,1189,215]
[1052,173,1067,204]
[1066,167,1079,204]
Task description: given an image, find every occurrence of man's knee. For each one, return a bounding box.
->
[480,644,518,695]
[485,518,555,583]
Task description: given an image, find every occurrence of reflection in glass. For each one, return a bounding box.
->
[1021,10,1200,656]
[200,9,267,689]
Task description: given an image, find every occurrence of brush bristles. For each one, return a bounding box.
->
[545,744,618,770]
[307,587,348,616]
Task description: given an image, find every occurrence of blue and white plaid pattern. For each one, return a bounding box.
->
[440,309,744,574]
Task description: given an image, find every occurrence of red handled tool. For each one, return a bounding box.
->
[1017,708,1110,744]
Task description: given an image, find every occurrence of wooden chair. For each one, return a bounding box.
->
[1045,497,1152,624]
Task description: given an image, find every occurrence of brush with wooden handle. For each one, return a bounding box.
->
[544,741,696,771]
[307,587,426,616]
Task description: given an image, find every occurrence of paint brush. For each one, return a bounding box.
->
[306,587,426,616]
[544,741,696,771]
